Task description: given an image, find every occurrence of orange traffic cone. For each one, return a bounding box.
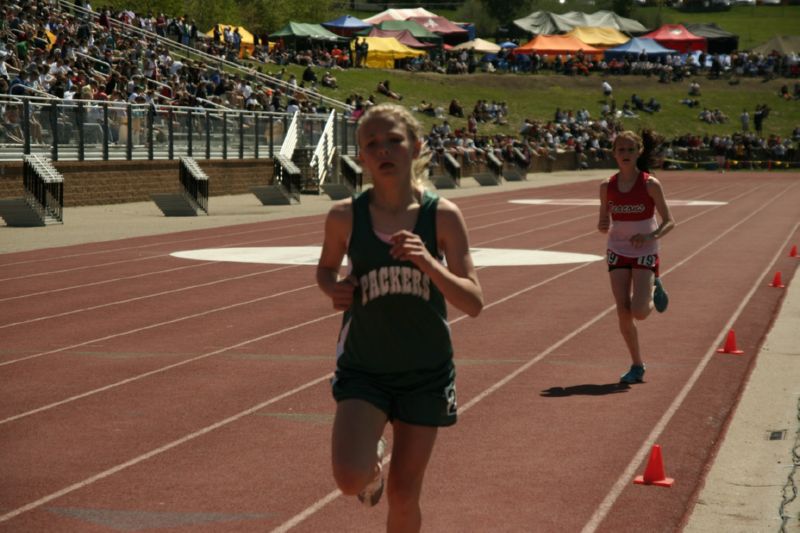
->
[790,245,798,258]
[769,271,785,288]
[717,329,744,355]
[634,444,674,487]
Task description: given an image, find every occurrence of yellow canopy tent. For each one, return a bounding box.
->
[205,24,258,58]
[354,36,426,69]
[565,26,629,48]
[453,38,501,54]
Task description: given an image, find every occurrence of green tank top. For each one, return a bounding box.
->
[337,189,452,375]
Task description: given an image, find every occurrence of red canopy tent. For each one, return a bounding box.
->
[642,24,707,54]
[367,28,437,49]
[406,15,469,45]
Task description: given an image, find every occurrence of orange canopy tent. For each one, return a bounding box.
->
[513,34,604,60]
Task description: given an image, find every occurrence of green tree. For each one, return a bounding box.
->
[612,0,636,18]
[457,0,499,36]
[237,0,335,34]
[183,0,240,31]
[480,0,531,26]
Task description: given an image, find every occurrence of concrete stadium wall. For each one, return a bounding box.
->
[0,159,275,207]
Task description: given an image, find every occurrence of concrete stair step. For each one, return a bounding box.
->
[0,197,61,226]
[251,184,297,205]
[150,193,206,216]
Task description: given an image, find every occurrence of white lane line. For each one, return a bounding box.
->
[269,184,777,531]
[510,199,728,206]
[474,183,739,246]
[0,262,214,303]
[0,228,322,283]
[0,373,333,524]
[0,298,333,426]
[581,218,800,533]
[0,277,315,369]
[0,264,296,330]
[0,183,771,525]
[0,218,322,269]
[0,184,760,408]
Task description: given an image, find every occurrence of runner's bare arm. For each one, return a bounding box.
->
[316,200,356,311]
[598,180,610,233]
[646,177,676,241]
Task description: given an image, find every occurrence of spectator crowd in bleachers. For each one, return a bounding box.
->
[0,0,797,168]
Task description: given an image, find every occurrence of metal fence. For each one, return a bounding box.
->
[0,96,357,163]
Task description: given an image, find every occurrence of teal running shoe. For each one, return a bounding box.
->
[620,364,646,384]
[653,277,669,313]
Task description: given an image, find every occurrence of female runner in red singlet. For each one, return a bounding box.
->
[597,130,676,384]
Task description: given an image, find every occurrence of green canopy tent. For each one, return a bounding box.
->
[269,22,347,46]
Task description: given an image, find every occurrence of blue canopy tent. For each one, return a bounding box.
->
[604,37,675,60]
[321,15,372,37]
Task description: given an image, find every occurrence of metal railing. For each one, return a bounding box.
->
[279,111,301,160]
[340,154,363,192]
[22,154,64,223]
[443,152,462,185]
[486,152,503,179]
[310,110,338,188]
[273,154,302,202]
[179,157,209,214]
[0,95,341,163]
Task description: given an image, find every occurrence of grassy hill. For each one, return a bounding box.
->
[272,63,798,140]
[282,5,799,140]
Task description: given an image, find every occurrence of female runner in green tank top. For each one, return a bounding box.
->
[317,103,483,532]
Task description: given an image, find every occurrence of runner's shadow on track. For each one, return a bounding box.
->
[540,383,631,397]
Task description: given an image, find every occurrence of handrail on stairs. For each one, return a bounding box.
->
[310,110,337,188]
[279,111,300,160]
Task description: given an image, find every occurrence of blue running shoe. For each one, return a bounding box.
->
[653,277,669,313]
[620,364,646,384]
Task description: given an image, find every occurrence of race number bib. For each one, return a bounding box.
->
[444,382,457,416]
[637,255,657,267]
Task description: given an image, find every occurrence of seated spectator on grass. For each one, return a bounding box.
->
[321,71,337,89]
[376,79,402,100]
[416,100,436,117]
[644,97,661,113]
[449,98,464,118]
[699,108,728,124]
[688,81,701,96]
[302,65,317,84]
[621,100,638,118]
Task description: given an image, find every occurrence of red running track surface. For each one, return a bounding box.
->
[0,171,798,532]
